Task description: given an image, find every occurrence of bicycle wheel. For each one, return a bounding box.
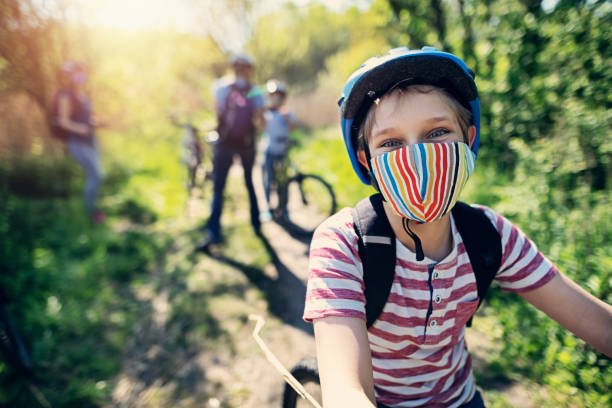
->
[282,356,321,408]
[279,174,336,236]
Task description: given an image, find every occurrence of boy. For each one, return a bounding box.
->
[259,79,296,222]
[303,47,612,408]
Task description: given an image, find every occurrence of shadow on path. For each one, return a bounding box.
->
[273,217,314,245]
[212,232,313,335]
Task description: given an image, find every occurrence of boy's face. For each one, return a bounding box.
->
[268,92,285,108]
[358,91,475,168]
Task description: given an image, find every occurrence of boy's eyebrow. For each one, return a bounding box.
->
[424,115,454,123]
[372,116,454,138]
[371,127,398,139]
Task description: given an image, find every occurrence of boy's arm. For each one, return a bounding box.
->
[519,272,612,357]
[313,316,377,408]
[287,113,309,131]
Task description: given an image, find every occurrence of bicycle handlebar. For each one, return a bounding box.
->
[249,314,323,408]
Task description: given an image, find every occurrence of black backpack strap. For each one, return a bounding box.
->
[352,194,396,328]
[221,83,237,117]
[451,202,502,326]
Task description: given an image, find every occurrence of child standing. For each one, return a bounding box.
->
[260,79,296,222]
[303,47,612,408]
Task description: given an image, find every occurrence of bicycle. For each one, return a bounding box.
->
[0,286,52,408]
[249,315,322,408]
[170,116,218,197]
[282,356,321,408]
[266,141,337,237]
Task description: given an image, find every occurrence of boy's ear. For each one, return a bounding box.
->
[467,125,476,148]
[357,149,370,170]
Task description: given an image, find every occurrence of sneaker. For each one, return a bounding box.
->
[196,232,221,252]
[196,238,215,253]
[259,210,273,223]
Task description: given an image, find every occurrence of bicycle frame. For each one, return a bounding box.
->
[249,314,322,408]
[268,148,302,207]
[172,117,218,195]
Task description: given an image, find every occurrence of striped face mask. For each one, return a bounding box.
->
[370,142,475,223]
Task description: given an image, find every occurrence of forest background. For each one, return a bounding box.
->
[0,0,610,407]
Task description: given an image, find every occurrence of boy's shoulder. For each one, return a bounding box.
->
[458,203,528,243]
[313,202,508,242]
[313,207,357,240]
[465,203,504,231]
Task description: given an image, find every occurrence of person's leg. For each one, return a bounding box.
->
[274,153,289,219]
[239,147,261,233]
[263,151,274,205]
[205,144,234,242]
[68,141,103,215]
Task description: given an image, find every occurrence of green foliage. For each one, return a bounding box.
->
[249,3,354,89]
[0,189,166,406]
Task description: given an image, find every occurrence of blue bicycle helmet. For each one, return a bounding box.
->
[339,46,481,185]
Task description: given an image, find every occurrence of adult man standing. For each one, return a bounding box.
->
[197,54,265,251]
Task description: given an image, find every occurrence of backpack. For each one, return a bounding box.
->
[217,83,256,149]
[48,90,80,142]
[352,194,502,329]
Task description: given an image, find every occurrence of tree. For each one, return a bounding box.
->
[0,0,68,109]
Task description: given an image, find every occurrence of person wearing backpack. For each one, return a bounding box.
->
[302,47,612,408]
[197,54,265,251]
[52,61,105,223]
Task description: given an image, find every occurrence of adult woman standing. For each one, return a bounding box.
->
[54,61,104,223]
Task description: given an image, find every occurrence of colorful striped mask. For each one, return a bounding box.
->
[370,142,475,223]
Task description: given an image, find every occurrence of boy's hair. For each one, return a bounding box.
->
[357,84,472,151]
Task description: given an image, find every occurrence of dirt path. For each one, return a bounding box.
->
[109,161,318,408]
[229,162,318,407]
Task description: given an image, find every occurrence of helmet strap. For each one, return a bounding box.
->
[361,139,381,191]
[403,218,425,261]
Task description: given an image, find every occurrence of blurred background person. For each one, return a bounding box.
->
[259,79,298,222]
[197,54,265,251]
[52,61,105,223]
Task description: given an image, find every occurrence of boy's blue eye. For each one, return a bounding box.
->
[380,140,403,148]
[428,128,450,139]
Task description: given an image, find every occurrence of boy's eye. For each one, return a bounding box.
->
[379,140,403,148]
[427,128,451,139]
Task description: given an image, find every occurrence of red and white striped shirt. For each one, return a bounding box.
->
[303,205,557,407]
